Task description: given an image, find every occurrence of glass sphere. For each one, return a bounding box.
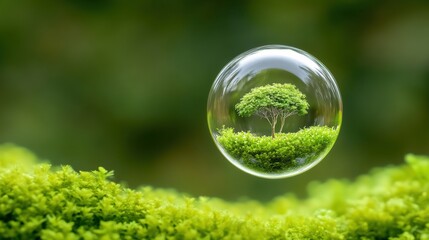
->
[207,45,342,179]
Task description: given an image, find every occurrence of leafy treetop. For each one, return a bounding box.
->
[235,83,309,138]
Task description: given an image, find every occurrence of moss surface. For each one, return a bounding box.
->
[1,144,429,239]
[217,126,338,173]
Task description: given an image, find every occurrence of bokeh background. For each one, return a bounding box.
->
[1,1,428,201]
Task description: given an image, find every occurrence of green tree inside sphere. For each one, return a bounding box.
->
[235,83,309,138]
[217,82,338,174]
[208,45,342,178]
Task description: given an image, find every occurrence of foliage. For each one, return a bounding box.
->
[235,83,309,138]
[217,126,338,173]
[1,144,429,239]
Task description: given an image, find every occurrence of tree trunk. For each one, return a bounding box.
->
[279,116,286,133]
[272,125,275,138]
[271,118,277,138]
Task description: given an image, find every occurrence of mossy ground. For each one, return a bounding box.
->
[217,126,339,173]
[1,144,429,239]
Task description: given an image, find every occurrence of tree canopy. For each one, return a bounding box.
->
[235,83,309,138]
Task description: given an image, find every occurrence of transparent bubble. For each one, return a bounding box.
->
[207,45,342,179]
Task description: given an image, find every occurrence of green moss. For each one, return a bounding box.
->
[217,126,339,173]
[1,144,429,239]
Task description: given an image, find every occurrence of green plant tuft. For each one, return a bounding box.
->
[217,126,339,173]
[1,144,429,239]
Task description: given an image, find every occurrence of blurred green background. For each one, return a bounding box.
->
[1,0,428,201]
